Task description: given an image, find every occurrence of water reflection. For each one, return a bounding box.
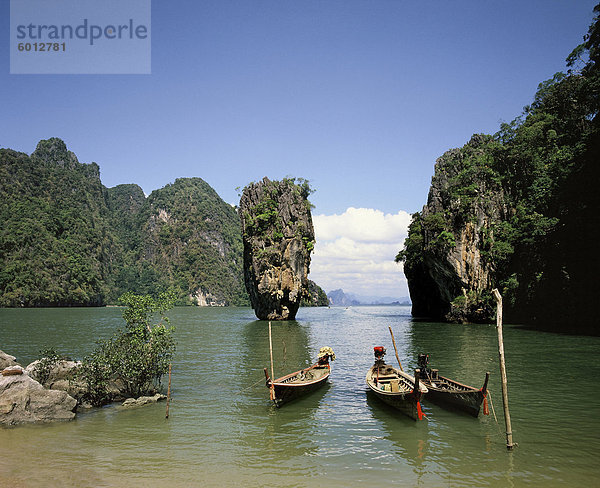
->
[234,318,323,474]
[240,319,314,380]
[404,320,497,386]
[366,390,431,484]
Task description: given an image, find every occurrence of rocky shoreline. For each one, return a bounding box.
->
[0,350,166,427]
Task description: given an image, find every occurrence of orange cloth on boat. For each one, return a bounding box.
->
[417,401,426,420]
[483,393,490,415]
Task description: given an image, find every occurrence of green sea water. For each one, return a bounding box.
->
[1,306,599,487]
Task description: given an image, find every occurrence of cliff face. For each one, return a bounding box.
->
[137,178,247,306]
[239,177,315,320]
[302,280,329,307]
[404,135,507,322]
[400,61,599,332]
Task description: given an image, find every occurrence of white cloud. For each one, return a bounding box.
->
[313,207,411,243]
[309,208,412,298]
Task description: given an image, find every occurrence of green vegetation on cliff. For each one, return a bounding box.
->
[241,177,314,252]
[398,6,600,333]
[0,139,114,306]
[0,139,249,307]
[301,280,329,307]
[135,178,248,306]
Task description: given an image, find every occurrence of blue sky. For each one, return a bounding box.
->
[1,1,597,298]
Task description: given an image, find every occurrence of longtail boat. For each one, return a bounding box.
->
[264,347,335,407]
[417,354,490,417]
[366,347,427,421]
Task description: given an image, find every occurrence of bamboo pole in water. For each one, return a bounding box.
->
[492,288,515,450]
[165,363,172,419]
[388,326,404,372]
[268,321,276,401]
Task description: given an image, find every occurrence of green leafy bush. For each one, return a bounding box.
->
[34,347,61,385]
[77,291,176,406]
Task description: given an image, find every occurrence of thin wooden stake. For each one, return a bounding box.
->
[165,363,172,419]
[268,321,276,401]
[388,326,404,372]
[492,288,515,450]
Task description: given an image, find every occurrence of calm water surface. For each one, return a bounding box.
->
[1,306,599,487]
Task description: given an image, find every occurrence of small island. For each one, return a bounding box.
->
[239,177,316,320]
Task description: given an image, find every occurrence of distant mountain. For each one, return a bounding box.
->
[327,289,410,306]
[0,138,249,306]
[327,289,359,307]
[347,293,411,305]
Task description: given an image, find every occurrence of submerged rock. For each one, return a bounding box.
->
[239,177,315,320]
[122,393,166,407]
[0,368,77,425]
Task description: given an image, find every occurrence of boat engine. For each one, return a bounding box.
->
[418,354,433,378]
[373,346,386,360]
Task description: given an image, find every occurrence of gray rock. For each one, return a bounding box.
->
[106,378,128,401]
[0,350,18,369]
[0,371,77,425]
[239,177,314,320]
[122,393,166,407]
[404,135,506,323]
[25,358,130,404]
[26,359,87,400]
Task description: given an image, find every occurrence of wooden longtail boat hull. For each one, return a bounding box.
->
[365,363,427,421]
[367,386,421,420]
[422,371,490,417]
[266,363,330,408]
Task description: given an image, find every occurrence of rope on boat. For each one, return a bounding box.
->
[486,390,506,438]
[241,375,269,392]
[487,390,498,423]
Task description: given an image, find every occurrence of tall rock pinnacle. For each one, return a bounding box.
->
[239,177,315,320]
